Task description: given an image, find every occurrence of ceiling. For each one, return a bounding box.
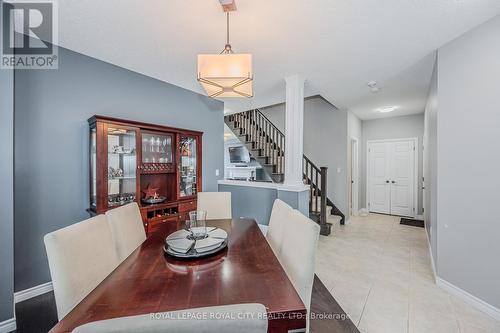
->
[57,0,500,120]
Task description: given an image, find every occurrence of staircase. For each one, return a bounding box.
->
[225,109,345,236]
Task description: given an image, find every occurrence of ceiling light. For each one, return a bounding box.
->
[376,106,399,113]
[197,12,253,98]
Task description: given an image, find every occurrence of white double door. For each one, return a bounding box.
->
[368,139,416,217]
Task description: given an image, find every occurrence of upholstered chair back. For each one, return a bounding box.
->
[44,215,120,319]
[197,192,232,220]
[105,202,147,262]
[265,199,293,254]
[71,304,268,333]
[278,209,320,327]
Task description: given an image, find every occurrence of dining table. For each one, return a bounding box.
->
[49,218,307,333]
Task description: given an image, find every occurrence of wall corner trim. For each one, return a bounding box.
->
[424,224,437,279]
[14,281,53,304]
[436,277,500,321]
[0,318,16,333]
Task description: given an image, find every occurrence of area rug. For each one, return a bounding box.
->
[400,218,424,228]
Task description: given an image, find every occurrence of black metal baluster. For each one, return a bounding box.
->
[315,169,319,213]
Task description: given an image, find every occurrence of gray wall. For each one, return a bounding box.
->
[436,15,500,308]
[260,97,349,216]
[423,57,438,264]
[14,46,224,291]
[360,114,425,214]
[218,184,309,225]
[0,23,15,320]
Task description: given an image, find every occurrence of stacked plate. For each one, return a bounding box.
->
[164,227,228,258]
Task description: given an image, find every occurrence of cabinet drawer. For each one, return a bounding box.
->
[179,200,197,212]
[147,216,177,234]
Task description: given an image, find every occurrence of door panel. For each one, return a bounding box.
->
[368,142,390,214]
[368,140,416,217]
[390,141,415,217]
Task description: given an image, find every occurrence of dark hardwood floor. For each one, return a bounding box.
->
[14,291,58,333]
[310,275,359,333]
[14,275,358,333]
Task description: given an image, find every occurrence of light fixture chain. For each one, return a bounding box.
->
[227,12,230,46]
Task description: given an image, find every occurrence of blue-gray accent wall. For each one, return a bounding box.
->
[218,184,309,225]
[0,19,15,320]
[14,45,224,291]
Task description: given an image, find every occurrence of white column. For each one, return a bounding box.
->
[284,75,305,187]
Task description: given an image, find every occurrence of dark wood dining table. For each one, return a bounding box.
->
[49,218,306,333]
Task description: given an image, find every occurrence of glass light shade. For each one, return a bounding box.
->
[197,53,253,98]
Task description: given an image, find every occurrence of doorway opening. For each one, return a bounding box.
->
[349,137,359,217]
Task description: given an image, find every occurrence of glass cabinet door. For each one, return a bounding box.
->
[90,126,97,209]
[179,136,197,197]
[141,132,173,164]
[107,126,137,208]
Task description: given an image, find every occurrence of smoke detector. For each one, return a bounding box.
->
[367,81,379,93]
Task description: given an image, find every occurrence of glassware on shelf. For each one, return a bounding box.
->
[179,136,197,197]
[108,193,136,207]
[107,127,137,208]
[156,137,161,152]
[141,133,173,167]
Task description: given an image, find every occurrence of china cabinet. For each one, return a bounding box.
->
[88,116,202,235]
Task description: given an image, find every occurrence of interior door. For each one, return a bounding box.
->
[368,142,391,214]
[390,140,415,217]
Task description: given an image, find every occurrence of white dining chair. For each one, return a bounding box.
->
[265,199,293,254]
[71,303,268,333]
[277,209,320,331]
[105,202,147,262]
[197,192,232,220]
[44,215,120,320]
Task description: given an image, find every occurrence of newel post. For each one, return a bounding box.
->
[320,167,331,236]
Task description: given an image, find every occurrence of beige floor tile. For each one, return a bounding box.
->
[358,297,408,333]
[315,213,500,333]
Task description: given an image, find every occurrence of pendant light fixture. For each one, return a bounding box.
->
[197,9,253,98]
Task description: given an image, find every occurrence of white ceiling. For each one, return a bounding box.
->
[57,0,500,120]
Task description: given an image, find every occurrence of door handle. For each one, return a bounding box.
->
[385,180,390,183]
[391,180,396,184]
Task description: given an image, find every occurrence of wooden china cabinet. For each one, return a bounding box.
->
[88,116,202,235]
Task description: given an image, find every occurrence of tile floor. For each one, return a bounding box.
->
[315,213,500,333]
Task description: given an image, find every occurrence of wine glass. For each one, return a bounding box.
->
[162,138,167,154]
[156,137,161,153]
[149,136,155,152]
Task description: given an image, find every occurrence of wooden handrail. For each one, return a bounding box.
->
[225,110,339,235]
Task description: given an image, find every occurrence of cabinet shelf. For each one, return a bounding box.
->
[108,152,136,156]
[108,176,136,180]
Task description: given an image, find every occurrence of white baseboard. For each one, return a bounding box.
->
[422,219,500,321]
[0,318,16,333]
[436,277,500,321]
[14,281,53,304]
